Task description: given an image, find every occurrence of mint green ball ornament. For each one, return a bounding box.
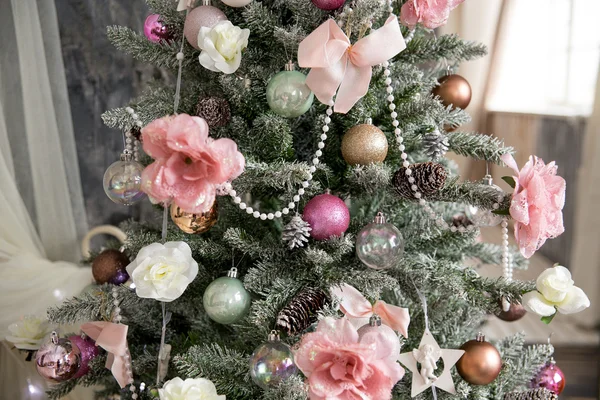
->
[203,267,251,324]
[266,62,314,118]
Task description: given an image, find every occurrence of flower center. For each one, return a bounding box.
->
[184,157,193,165]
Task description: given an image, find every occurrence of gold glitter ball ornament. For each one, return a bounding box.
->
[341,123,388,166]
[170,202,218,234]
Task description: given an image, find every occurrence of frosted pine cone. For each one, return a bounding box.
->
[196,97,231,128]
[276,288,329,335]
[282,215,312,249]
[422,127,449,160]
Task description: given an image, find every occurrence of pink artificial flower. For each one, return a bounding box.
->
[140,114,245,213]
[294,317,405,400]
[400,0,465,29]
[501,154,566,259]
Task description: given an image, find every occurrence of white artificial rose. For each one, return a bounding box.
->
[158,377,226,400]
[523,264,590,318]
[5,315,52,350]
[126,241,199,302]
[198,21,250,74]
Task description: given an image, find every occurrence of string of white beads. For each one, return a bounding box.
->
[112,287,138,399]
[125,107,142,162]
[501,220,513,281]
[223,105,333,220]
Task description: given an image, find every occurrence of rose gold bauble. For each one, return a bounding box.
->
[170,202,218,234]
[432,74,472,110]
[456,333,502,385]
[92,249,130,284]
[183,5,227,49]
[341,123,388,166]
[36,332,81,382]
[497,299,527,322]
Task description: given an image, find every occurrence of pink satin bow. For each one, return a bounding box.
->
[81,321,130,388]
[331,284,410,337]
[298,15,406,114]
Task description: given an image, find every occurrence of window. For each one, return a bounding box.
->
[486,0,600,116]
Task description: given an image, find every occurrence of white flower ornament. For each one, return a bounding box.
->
[159,377,226,400]
[198,21,250,74]
[5,315,52,350]
[126,241,199,302]
[522,264,590,323]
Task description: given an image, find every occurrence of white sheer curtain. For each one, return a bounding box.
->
[0,0,93,398]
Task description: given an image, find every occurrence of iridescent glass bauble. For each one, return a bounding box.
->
[250,334,297,389]
[356,213,404,270]
[266,70,314,118]
[103,159,146,205]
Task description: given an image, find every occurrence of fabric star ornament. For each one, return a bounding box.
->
[294,317,404,400]
[398,329,465,397]
[501,153,566,258]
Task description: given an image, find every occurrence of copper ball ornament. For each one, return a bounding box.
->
[341,123,388,166]
[170,202,218,234]
[35,332,81,383]
[456,333,502,385]
[497,299,527,322]
[183,5,227,50]
[92,249,130,285]
[432,74,472,110]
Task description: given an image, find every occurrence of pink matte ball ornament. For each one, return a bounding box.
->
[184,5,227,50]
[311,0,346,11]
[143,14,171,43]
[302,193,350,240]
[68,335,99,379]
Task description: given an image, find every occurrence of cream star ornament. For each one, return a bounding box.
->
[398,329,465,397]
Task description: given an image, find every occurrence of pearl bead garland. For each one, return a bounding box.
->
[112,287,138,398]
[222,105,333,220]
[125,107,142,162]
[501,220,513,281]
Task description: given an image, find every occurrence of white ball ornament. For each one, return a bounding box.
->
[221,0,252,6]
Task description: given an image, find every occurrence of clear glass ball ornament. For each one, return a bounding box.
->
[356,212,404,270]
[103,153,146,205]
[266,62,314,118]
[203,267,251,324]
[249,331,297,389]
[465,175,504,227]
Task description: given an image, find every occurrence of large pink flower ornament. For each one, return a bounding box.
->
[501,154,566,258]
[400,0,465,29]
[141,114,245,213]
[294,317,405,400]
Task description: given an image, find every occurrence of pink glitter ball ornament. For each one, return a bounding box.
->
[302,193,350,240]
[530,361,566,395]
[143,14,171,43]
[68,335,100,379]
[311,0,346,11]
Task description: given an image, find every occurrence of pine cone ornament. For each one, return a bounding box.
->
[276,288,329,335]
[422,127,449,160]
[282,215,312,249]
[196,97,231,128]
[393,162,447,199]
[503,388,557,400]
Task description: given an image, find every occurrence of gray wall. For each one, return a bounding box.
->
[56,0,162,227]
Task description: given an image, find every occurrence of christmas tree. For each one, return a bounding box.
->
[38,0,590,399]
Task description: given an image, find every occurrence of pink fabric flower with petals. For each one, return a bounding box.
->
[501,153,566,258]
[295,317,405,400]
[400,0,465,29]
[140,114,245,213]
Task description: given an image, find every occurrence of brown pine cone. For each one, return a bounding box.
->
[196,97,231,128]
[276,288,329,336]
[393,162,447,199]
